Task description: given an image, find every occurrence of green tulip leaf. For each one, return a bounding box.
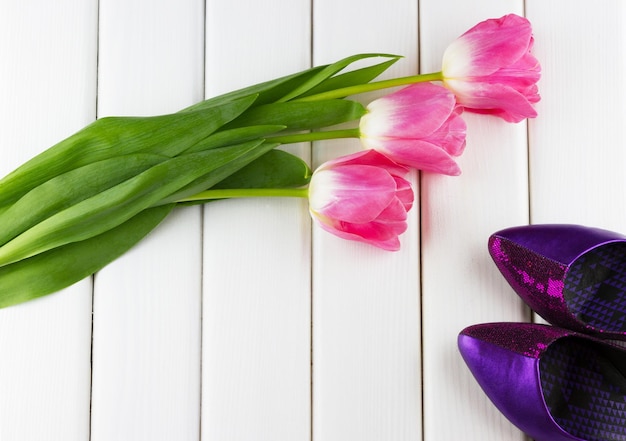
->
[159,141,280,204]
[184,54,398,113]
[223,99,366,131]
[299,57,400,98]
[185,124,287,153]
[212,149,311,190]
[0,140,275,267]
[277,53,400,103]
[0,153,168,248]
[181,65,328,112]
[0,204,174,309]
[0,94,257,211]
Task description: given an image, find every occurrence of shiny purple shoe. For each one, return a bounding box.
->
[489,224,626,340]
[458,322,626,441]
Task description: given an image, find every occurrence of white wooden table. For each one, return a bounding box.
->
[1,1,625,440]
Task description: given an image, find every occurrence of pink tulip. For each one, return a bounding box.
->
[442,14,541,123]
[308,150,414,251]
[359,82,466,176]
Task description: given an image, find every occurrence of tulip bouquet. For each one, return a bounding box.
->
[0,14,539,308]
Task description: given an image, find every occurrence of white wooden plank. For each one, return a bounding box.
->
[311,1,421,440]
[91,209,202,441]
[202,1,311,440]
[95,0,205,116]
[0,1,97,439]
[526,0,626,230]
[90,0,204,439]
[418,2,531,440]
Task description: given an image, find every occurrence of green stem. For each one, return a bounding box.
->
[269,128,360,145]
[176,187,309,203]
[295,71,444,102]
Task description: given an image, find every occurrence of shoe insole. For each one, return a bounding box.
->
[540,337,626,441]
[564,242,626,333]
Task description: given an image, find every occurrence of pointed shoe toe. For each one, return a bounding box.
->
[489,224,626,340]
[459,322,626,441]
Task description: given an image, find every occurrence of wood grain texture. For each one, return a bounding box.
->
[311,1,421,440]
[202,1,312,440]
[90,0,204,439]
[0,1,96,439]
[419,1,531,440]
[526,0,626,230]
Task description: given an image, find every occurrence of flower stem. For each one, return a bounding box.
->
[269,128,360,145]
[295,71,444,102]
[176,187,309,203]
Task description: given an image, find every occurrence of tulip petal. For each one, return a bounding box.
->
[360,83,467,173]
[329,219,404,251]
[375,197,409,223]
[484,56,541,97]
[309,165,397,223]
[448,79,538,122]
[372,139,462,175]
[361,83,457,139]
[443,14,534,78]
[319,149,409,178]
[393,176,415,211]
[441,14,540,122]
[422,107,467,156]
[308,149,413,251]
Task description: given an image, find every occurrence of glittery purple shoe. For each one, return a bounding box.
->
[459,322,626,441]
[489,224,626,340]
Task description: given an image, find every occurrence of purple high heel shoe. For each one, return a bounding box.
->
[458,322,626,441]
[489,224,626,340]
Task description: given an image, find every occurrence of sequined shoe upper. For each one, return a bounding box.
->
[489,224,626,340]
